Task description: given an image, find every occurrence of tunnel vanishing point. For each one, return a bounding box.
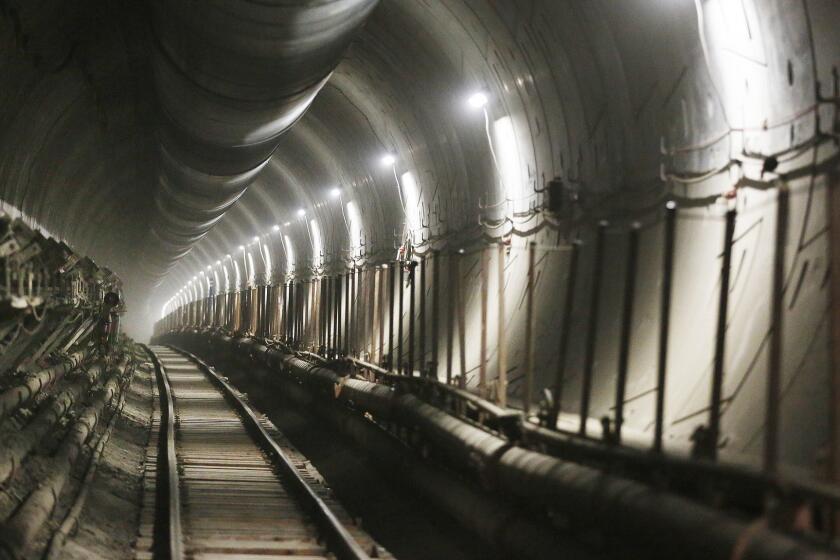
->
[1,1,840,559]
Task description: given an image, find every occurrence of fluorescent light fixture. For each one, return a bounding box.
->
[381,153,396,167]
[310,219,322,267]
[467,91,489,109]
[297,208,306,217]
[283,222,290,227]
[252,236,259,243]
[238,245,244,251]
[284,235,295,270]
[493,115,524,212]
[330,187,341,198]
[347,200,362,251]
[216,260,221,266]
[272,224,280,232]
[400,171,421,232]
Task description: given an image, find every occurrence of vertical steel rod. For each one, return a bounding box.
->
[377,267,385,364]
[349,269,356,355]
[398,264,405,373]
[321,278,326,348]
[456,252,467,389]
[431,251,440,380]
[654,203,677,453]
[615,225,640,444]
[765,187,788,473]
[479,246,489,397]
[419,256,426,376]
[446,253,455,384]
[325,277,332,354]
[388,264,396,370]
[549,241,580,429]
[408,262,416,375]
[344,272,351,355]
[580,222,607,435]
[524,241,537,416]
[332,274,341,356]
[335,274,344,356]
[289,282,296,343]
[709,208,738,461]
[497,243,507,407]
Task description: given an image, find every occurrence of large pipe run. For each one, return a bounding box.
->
[0,347,94,422]
[162,330,838,560]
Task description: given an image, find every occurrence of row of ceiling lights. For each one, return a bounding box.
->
[163,91,493,316]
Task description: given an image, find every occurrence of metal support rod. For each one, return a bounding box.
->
[362,269,370,359]
[320,278,327,353]
[654,203,677,453]
[292,282,298,343]
[479,246,489,397]
[456,252,467,389]
[377,267,385,364]
[829,166,840,505]
[497,243,507,407]
[432,251,440,379]
[344,272,351,355]
[580,222,607,435]
[332,275,339,357]
[524,241,536,415]
[388,264,396,370]
[355,269,361,355]
[398,264,405,373]
[615,225,640,444]
[293,283,300,344]
[709,208,738,461]
[408,262,416,375]
[324,277,331,354]
[446,253,455,384]
[349,269,356,355]
[765,186,788,474]
[549,241,580,429]
[335,274,341,354]
[283,282,290,341]
[296,282,302,344]
[288,282,295,343]
[419,256,426,376]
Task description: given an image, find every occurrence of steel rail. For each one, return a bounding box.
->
[143,344,184,560]
[167,345,370,560]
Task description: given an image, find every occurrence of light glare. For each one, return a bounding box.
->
[468,91,489,109]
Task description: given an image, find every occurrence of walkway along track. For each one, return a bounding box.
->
[141,345,386,560]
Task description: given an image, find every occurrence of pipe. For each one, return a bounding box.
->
[0,364,126,560]
[141,0,379,277]
[45,362,132,560]
[190,343,597,560]
[0,347,94,422]
[162,331,840,560]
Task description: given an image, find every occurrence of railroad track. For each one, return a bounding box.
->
[136,345,389,560]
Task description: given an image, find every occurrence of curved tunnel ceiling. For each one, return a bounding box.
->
[2,0,839,471]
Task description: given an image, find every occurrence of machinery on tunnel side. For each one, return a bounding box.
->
[0,209,141,560]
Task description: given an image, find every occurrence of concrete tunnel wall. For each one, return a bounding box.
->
[2,1,839,477]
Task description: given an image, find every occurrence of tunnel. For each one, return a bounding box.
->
[1,0,839,558]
